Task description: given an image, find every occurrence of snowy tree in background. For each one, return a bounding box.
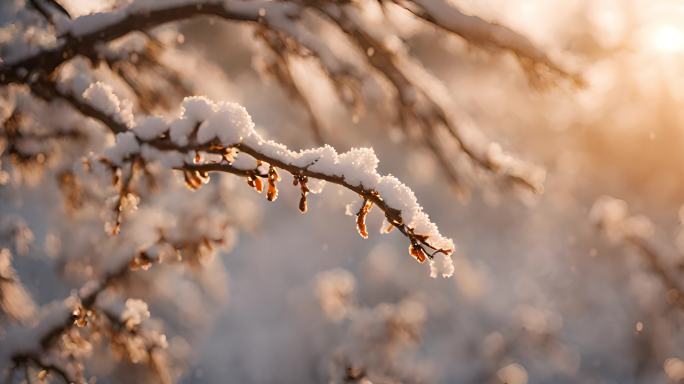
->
[0,0,574,381]
[7,0,684,383]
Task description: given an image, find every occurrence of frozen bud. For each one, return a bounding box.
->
[183,170,209,190]
[409,243,426,263]
[266,166,280,201]
[299,194,308,213]
[297,176,309,213]
[355,199,373,239]
[246,172,264,193]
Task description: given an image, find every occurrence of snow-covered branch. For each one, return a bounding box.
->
[316,3,545,194]
[11,51,457,276]
[24,74,455,278]
[1,0,574,84]
[0,0,575,194]
[1,228,222,384]
[393,0,582,84]
[73,82,455,277]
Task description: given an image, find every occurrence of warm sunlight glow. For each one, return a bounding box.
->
[644,24,684,54]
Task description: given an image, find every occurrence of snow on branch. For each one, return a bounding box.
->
[0,226,223,384]
[316,3,545,194]
[393,0,582,84]
[0,1,297,83]
[21,67,456,277]
[1,0,574,195]
[0,0,575,84]
[73,82,455,277]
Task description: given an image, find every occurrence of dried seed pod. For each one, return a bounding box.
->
[255,176,263,192]
[267,166,280,201]
[409,243,427,263]
[299,194,307,213]
[298,176,309,213]
[183,170,204,190]
[247,173,263,193]
[183,170,199,190]
[356,198,373,239]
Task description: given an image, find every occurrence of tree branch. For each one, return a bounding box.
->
[25,77,455,276]
[1,1,291,83]
[391,0,581,84]
[5,0,551,194]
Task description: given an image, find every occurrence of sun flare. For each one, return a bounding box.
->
[649,24,684,53]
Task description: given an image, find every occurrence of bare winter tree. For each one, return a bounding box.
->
[0,0,597,383]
